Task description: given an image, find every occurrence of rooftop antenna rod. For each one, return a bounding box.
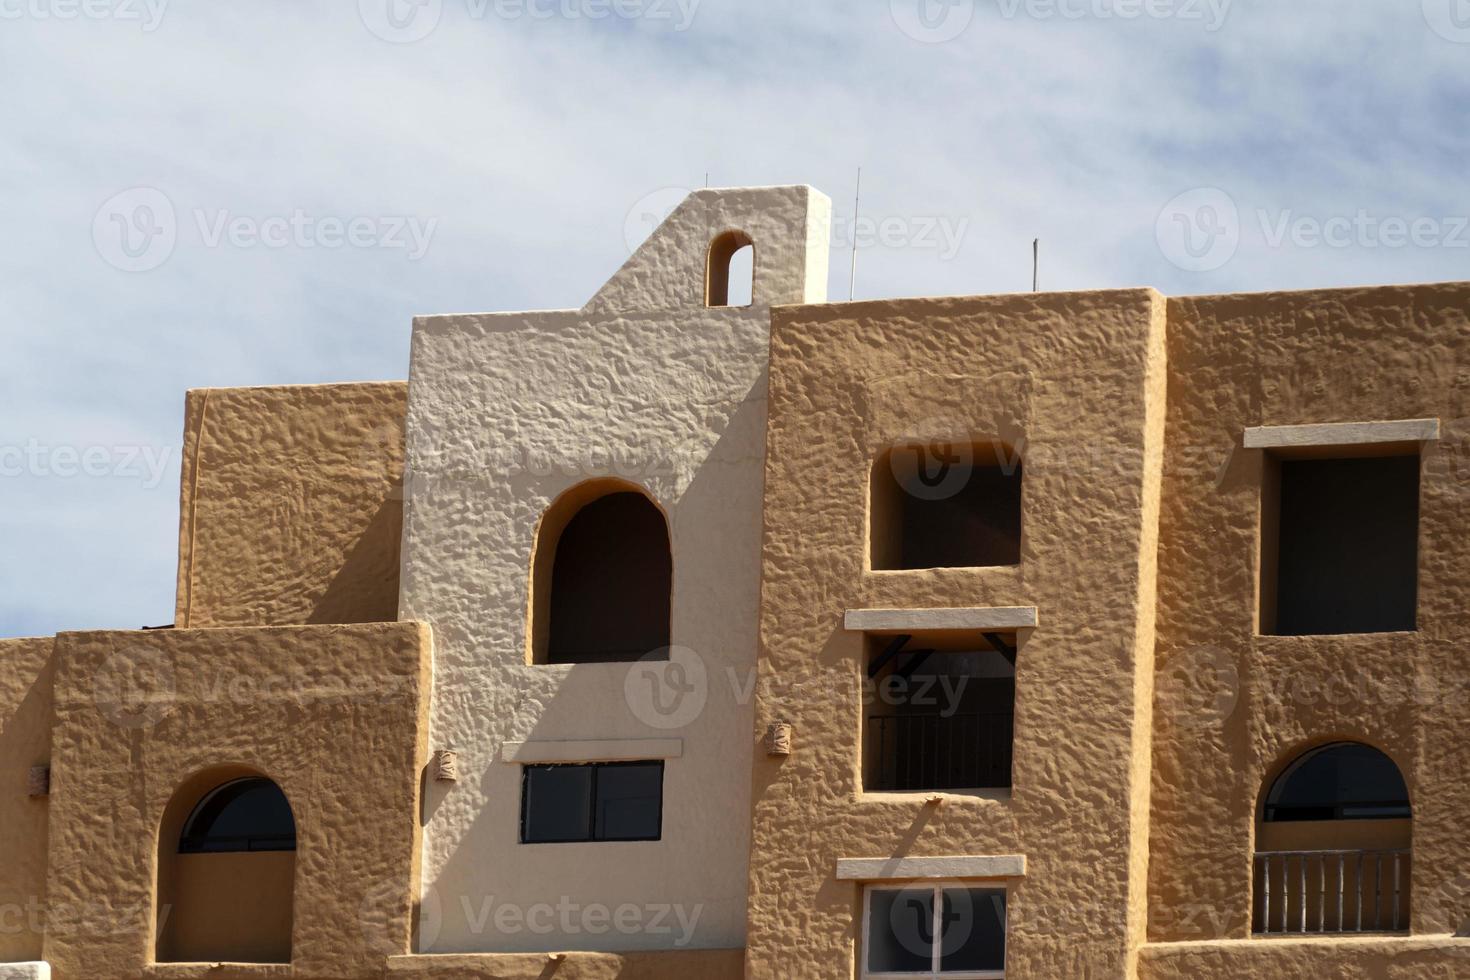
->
[704,172,709,188]
[1032,238,1039,292]
[848,167,862,301]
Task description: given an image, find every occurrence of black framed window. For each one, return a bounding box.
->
[520,761,663,844]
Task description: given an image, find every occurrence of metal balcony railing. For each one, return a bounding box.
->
[1253,849,1411,934]
[866,711,1013,792]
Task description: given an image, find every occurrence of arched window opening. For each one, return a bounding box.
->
[706,230,754,307]
[1263,742,1410,823]
[179,777,297,852]
[156,769,296,963]
[1253,742,1411,935]
[530,481,672,665]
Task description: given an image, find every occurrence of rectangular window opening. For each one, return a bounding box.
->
[1260,453,1420,636]
[520,760,663,844]
[871,442,1022,571]
[864,884,1007,978]
[862,631,1016,793]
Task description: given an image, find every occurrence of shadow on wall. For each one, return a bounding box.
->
[309,494,404,625]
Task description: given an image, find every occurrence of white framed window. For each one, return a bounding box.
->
[862,883,1007,978]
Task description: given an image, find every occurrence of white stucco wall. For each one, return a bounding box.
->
[399,186,831,953]
[0,964,49,980]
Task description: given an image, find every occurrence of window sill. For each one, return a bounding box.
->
[838,853,1025,881]
[845,607,1037,633]
[147,964,292,977]
[501,738,682,764]
[1255,629,1419,640]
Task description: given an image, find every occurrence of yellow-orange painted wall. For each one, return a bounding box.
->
[1146,283,1470,950]
[41,622,430,980]
[0,637,53,962]
[746,290,1168,977]
[174,381,407,629]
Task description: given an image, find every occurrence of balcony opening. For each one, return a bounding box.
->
[1260,453,1419,635]
[862,630,1016,793]
[870,441,1022,571]
[156,768,296,963]
[705,230,754,307]
[530,479,672,665]
[1253,742,1411,935]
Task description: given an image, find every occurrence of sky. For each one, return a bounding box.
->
[2,0,1468,638]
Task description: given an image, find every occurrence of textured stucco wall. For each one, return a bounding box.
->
[0,638,54,963]
[1146,283,1470,951]
[1138,935,1470,978]
[746,290,1167,978]
[41,623,430,980]
[175,381,407,629]
[398,186,830,954]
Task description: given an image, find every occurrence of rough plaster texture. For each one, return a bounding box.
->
[746,290,1168,978]
[0,638,53,963]
[41,623,430,980]
[399,186,830,953]
[1138,936,1470,978]
[1146,283,1470,962]
[175,382,407,629]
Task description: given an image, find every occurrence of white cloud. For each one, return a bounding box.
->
[2,1,1468,634]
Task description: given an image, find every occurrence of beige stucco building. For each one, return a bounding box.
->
[3,186,1469,979]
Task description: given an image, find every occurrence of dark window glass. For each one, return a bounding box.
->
[521,761,663,843]
[867,887,935,973]
[521,765,594,844]
[1271,455,1419,635]
[548,492,672,664]
[178,777,296,853]
[1264,742,1411,822]
[939,888,1007,972]
[594,762,664,840]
